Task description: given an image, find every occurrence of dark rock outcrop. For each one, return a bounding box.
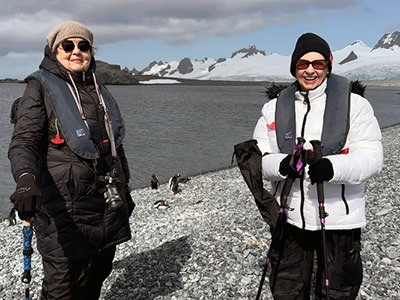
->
[208,58,226,72]
[177,58,193,74]
[141,61,165,73]
[159,64,172,77]
[95,60,139,85]
[372,31,400,50]
[0,78,23,83]
[339,51,358,65]
[231,45,266,59]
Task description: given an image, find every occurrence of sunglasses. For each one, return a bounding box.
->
[296,59,328,70]
[60,40,92,52]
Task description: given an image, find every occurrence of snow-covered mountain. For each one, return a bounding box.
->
[138,31,400,81]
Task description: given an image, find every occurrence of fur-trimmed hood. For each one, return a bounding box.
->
[266,77,366,100]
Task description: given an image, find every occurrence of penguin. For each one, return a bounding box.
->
[151,173,160,189]
[168,173,181,194]
[153,200,170,209]
[178,176,192,184]
[6,208,17,226]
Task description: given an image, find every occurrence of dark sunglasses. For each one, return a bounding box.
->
[296,59,328,70]
[60,40,92,52]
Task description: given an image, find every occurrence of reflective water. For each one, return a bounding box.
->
[0,82,399,218]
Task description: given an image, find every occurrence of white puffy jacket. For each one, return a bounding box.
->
[253,78,383,230]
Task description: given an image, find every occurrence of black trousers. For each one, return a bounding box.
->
[40,246,116,300]
[269,224,362,300]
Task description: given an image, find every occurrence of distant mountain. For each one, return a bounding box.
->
[230,45,266,58]
[95,60,139,85]
[137,32,400,81]
[372,31,400,50]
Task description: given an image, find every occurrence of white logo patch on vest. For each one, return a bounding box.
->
[76,128,86,137]
[284,131,293,140]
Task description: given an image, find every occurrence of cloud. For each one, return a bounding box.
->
[2,0,359,55]
[0,52,41,79]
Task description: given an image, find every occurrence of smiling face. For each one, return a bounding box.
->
[56,38,92,72]
[295,52,329,92]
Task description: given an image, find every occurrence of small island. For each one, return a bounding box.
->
[0,60,140,85]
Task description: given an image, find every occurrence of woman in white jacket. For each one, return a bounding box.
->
[253,33,383,300]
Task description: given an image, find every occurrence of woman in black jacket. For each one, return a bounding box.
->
[8,21,134,300]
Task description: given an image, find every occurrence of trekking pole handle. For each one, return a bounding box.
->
[22,221,33,284]
[310,140,330,299]
[310,140,323,160]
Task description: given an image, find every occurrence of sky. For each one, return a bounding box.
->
[1,0,399,80]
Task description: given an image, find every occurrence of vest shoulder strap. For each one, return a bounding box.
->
[98,85,125,146]
[322,74,351,155]
[275,84,297,154]
[29,69,99,159]
[275,74,351,156]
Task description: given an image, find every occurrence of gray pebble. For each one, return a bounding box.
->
[0,125,399,300]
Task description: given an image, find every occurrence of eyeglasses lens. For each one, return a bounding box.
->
[296,60,327,70]
[61,40,91,52]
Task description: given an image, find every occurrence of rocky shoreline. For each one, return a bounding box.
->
[0,124,399,300]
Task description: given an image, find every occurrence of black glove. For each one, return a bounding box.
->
[308,158,334,184]
[279,155,301,178]
[10,173,41,221]
[304,149,317,165]
[279,154,292,177]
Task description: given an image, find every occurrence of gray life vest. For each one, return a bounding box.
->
[275,74,351,156]
[28,69,125,159]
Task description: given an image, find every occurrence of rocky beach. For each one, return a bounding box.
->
[0,124,399,300]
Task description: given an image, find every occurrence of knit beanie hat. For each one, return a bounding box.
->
[290,33,332,77]
[46,21,94,52]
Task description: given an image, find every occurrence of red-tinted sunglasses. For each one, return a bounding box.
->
[296,59,328,70]
[60,40,92,52]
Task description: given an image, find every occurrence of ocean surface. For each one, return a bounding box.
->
[0,82,399,218]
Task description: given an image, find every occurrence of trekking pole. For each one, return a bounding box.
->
[276,137,305,243]
[255,256,270,300]
[259,138,305,300]
[255,177,294,300]
[309,140,330,300]
[22,220,33,300]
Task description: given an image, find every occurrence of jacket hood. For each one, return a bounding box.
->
[266,75,366,100]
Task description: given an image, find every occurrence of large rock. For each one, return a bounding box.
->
[95,60,139,85]
[176,58,194,74]
[339,50,358,65]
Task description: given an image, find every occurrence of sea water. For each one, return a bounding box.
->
[0,82,399,218]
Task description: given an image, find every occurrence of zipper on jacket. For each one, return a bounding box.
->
[341,184,350,215]
[299,91,311,229]
[300,92,311,138]
[299,172,306,229]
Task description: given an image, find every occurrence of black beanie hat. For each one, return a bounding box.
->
[290,33,332,77]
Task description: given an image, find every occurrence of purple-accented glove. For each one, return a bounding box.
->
[279,140,306,178]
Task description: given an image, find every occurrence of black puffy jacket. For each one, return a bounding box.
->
[8,46,134,262]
